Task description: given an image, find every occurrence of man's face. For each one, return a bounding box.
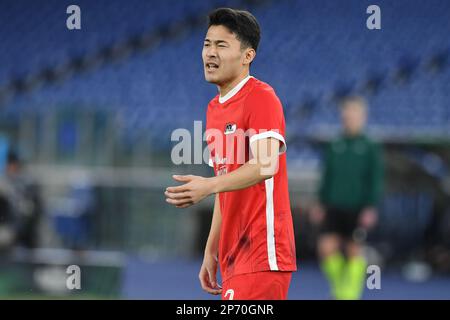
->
[341,102,367,135]
[202,25,247,85]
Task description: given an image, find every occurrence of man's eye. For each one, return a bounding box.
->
[204,43,210,47]
[218,45,227,48]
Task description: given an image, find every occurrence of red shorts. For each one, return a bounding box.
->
[221,271,292,300]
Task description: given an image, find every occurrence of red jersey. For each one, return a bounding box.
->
[205,76,297,282]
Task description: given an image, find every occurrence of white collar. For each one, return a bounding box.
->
[218,75,252,104]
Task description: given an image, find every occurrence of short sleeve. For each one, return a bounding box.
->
[245,87,287,154]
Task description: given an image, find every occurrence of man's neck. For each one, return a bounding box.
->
[218,72,250,97]
[344,129,363,137]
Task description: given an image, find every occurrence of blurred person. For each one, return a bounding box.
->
[0,192,15,252]
[0,150,42,250]
[310,96,383,299]
[52,175,94,250]
[165,8,297,300]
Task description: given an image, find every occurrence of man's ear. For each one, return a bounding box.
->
[243,48,256,65]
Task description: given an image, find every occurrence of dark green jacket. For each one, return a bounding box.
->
[319,133,384,211]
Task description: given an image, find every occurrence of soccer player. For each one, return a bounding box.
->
[310,96,384,299]
[165,8,297,300]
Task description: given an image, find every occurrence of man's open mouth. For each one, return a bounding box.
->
[206,63,219,70]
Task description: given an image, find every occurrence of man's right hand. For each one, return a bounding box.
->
[199,253,222,295]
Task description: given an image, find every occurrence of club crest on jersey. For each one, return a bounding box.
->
[224,123,237,135]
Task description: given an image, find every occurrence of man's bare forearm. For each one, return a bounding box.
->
[204,194,222,257]
[210,161,273,194]
[165,138,279,207]
[209,138,279,194]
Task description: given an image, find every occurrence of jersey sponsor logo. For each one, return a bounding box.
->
[214,156,228,175]
[224,123,237,135]
[217,166,228,176]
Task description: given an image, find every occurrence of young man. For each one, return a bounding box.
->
[310,96,383,299]
[165,8,297,300]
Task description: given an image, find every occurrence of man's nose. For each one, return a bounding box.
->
[206,47,217,58]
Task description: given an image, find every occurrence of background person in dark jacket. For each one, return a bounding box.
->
[0,150,43,250]
[310,96,384,299]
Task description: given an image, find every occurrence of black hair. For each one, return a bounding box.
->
[207,8,261,52]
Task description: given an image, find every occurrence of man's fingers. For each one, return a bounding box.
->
[207,269,217,289]
[202,286,221,295]
[199,270,213,292]
[165,189,194,207]
[208,288,222,295]
[166,175,195,193]
[172,175,194,182]
[166,198,192,206]
[166,185,190,193]
[207,268,221,294]
[176,202,193,208]
[199,271,221,295]
[165,191,190,200]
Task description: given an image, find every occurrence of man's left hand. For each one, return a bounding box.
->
[165,175,214,208]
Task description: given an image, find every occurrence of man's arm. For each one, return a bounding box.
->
[199,193,222,295]
[359,142,384,229]
[366,142,384,207]
[318,143,331,205]
[310,143,331,225]
[165,138,280,208]
[205,193,222,256]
